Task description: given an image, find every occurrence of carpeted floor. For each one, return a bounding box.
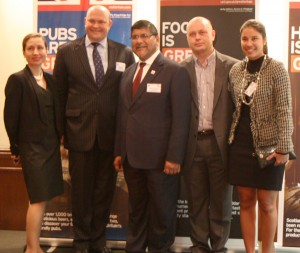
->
[0,230,126,253]
[0,230,26,253]
[1,230,300,253]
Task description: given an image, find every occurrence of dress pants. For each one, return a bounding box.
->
[184,134,232,253]
[123,159,179,253]
[69,143,117,251]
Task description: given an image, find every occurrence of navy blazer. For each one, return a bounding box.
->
[115,53,191,169]
[4,65,63,155]
[54,36,135,152]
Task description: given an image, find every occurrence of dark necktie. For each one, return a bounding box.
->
[132,62,146,97]
[92,42,104,89]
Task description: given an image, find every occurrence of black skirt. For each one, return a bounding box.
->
[19,85,63,203]
[228,104,285,191]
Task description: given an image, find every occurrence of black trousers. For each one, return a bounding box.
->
[123,159,179,253]
[69,143,117,250]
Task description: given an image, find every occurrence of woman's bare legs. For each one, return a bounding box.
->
[238,186,257,253]
[25,201,46,253]
[257,189,278,253]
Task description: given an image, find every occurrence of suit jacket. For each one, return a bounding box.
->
[114,53,191,169]
[4,65,63,155]
[229,57,294,153]
[182,51,238,170]
[53,36,135,152]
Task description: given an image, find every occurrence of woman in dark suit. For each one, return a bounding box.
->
[4,33,64,253]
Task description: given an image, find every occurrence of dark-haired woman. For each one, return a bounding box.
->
[228,20,294,253]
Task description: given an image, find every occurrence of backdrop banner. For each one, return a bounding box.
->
[160,0,255,62]
[282,1,300,247]
[160,0,255,240]
[37,0,133,73]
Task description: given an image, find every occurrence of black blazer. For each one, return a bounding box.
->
[53,36,135,152]
[4,65,63,155]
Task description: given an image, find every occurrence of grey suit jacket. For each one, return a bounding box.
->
[182,51,238,170]
[115,53,191,169]
[53,36,135,152]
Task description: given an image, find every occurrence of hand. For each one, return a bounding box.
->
[114,156,123,172]
[164,161,181,175]
[60,135,64,145]
[11,155,21,166]
[267,152,289,166]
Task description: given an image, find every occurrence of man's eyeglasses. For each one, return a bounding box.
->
[131,33,157,41]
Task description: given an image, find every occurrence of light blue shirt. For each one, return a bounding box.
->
[85,36,108,81]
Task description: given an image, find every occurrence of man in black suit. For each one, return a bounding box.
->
[113,20,191,253]
[181,17,237,253]
[53,5,135,253]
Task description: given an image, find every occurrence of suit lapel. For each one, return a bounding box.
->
[185,57,199,110]
[23,66,48,124]
[104,40,117,86]
[125,64,137,105]
[213,52,225,111]
[74,37,96,87]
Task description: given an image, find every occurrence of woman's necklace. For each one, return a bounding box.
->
[240,55,266,106]
[33,71,43,82]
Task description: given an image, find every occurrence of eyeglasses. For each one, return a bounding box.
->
[131,33,156,41]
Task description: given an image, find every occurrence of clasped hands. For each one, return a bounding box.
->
[113,156,181,175]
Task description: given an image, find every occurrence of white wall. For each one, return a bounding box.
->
[256,0,290,66]
[0,0,35,149]
[134,0,159,27]
[0,0,290,149]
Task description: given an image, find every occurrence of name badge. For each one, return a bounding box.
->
[116,62,126,72]
[244,81,257,97]
[147,83,161,93]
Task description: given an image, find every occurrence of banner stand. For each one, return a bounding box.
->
[39,237,246,252]
[40,238,126,249]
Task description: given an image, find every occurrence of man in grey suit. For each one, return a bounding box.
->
[53,5,135,253]
[181,17,238,253]
[113,20,191,253]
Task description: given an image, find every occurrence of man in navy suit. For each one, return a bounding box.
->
[114,20,191,253]
[53,5,135,253]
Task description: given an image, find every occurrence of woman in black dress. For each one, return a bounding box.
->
[4,33,64,253]
[228,20,294,253]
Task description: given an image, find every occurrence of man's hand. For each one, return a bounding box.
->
[11,155,21,166]
[114,156,123,172]
[164,161,181,175]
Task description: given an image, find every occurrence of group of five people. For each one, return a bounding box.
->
[4,5,294,253]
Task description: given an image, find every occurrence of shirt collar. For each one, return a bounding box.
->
[85,35,108,49]
[139,50,160,66]
[193,50,216,67]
